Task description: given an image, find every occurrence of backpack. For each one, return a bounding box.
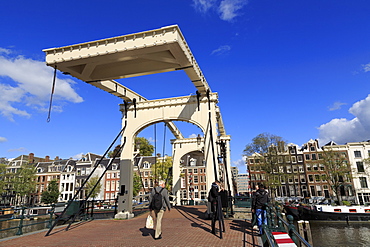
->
[151,187,164,210]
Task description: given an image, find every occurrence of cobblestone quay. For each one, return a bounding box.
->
[0,205,260,247]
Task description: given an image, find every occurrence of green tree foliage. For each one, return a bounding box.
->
[320,149,352,205]
[41,180,60,204]
[243,133,288,199]
[135,137,154,156]
[151,156,173,190]
[11,164,37,204]
[133,173,143,196]
[243,132,286,156]
[85,176,102,199]
[108,137,154,158]
[0,164,8,195]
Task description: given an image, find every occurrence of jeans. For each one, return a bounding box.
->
[255,209,267,235]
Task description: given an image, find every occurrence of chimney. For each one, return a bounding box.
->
[45,156,50,162]
[55,156,59,161]
[29,153,34,163]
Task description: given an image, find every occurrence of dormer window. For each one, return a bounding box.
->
[37,168,43,173]
[143,161,150,169]
[112,164,117,170]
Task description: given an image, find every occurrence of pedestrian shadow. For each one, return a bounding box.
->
[230,219,261,247]
[139,227,154,238]
[175,207,212,234]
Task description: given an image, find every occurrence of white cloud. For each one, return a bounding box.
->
[363,63,370,72]
[0,48,83,121]
[318,94,370,145]
[7,147,28,153]
[232,157,247,173]
[188,133,197,138]
[192,0,217,13]
[328,101,347,111]
[72,153,84,160]
[192,0,247,21]
[0,136,7,143]
[0,48,11,54]
[211,45,231,55]
[218,0,247,21]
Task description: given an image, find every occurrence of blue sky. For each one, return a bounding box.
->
[1,0,370,173]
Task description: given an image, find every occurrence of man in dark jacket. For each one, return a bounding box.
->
[149,180,171,240]
[208,180,222,234]
[252,184,269,235]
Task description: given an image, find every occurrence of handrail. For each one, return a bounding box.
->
[262,205,312,247]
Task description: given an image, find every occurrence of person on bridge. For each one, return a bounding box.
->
[252,183,269,236]
[208,180,223,234]
[149,180,171,240]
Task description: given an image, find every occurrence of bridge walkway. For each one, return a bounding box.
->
[0,205,260,247]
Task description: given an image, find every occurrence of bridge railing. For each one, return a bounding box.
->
[262,205,312,247]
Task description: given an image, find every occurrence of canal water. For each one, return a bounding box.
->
[309,221,370,247]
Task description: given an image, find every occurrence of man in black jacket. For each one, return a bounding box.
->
[208,180,223,234]
[252,184,268,235]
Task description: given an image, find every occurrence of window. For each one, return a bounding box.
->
[194,169,198,174]
[194,176,199,183]
[310,146,316,151]
[285,156,290,163]
[357,162,365,172]
[290,148,296,154]
[291,156,297,163]
[305,154,310,160]
[315,175,320,182]
[299,166,304,173]
[360,177,368,188]
[309,175,314,182]
[354,151,362,158]
[306,164,311,171]
[312,154,317,160]
[297,155,303,162]
[318,153,323,159]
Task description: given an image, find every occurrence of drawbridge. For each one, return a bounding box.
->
[43,25,232,222]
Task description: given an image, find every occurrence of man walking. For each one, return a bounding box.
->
[252,184,269,235]
[149,180,171,240]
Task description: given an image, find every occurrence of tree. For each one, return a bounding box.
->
[0,163,8,195]
[151,156,173,190]
[41,180,60,204]
[320,149,352,205]
[243,133,288,199]
[135,137,154,156]
[108,137,154,158]
[11,164,37,205]
[85,176,102,199]
[133,173,143,196]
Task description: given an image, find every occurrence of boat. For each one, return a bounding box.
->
[296,205,370,221]
[0,207,14,219]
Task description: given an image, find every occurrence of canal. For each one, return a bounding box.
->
[310,221,370,247]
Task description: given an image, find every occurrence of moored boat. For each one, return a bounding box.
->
[297,205,370,221]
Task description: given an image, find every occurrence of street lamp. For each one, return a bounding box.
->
[196,134,202,146]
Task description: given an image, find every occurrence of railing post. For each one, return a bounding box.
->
[47,204,55,229]
[276,206,284,229]
[287,215,299,246]
[16,206,25,235]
